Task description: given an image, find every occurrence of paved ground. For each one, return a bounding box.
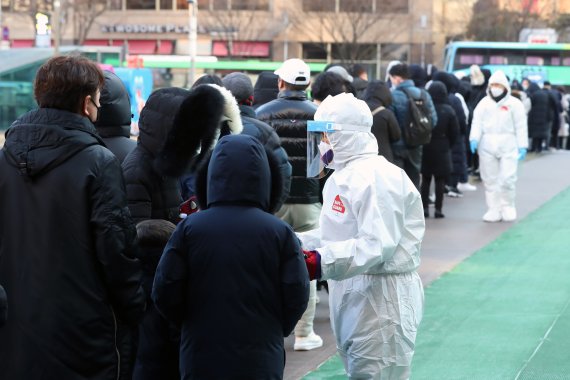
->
[284,150,570,380]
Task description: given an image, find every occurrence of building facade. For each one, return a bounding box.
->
[1,0,435,77]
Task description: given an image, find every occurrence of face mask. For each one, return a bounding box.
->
[490,87,504,97]
[90,98,101,124]
[522,85,529,91]
[318,141,334,166]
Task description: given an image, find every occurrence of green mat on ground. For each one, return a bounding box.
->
[303,188,570,380]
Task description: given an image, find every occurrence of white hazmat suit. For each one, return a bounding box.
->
[298,93,425,380]
[470,70,528,222]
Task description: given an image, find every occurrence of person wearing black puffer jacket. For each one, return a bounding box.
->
[364,80,401,163]
[422,81,460,218]
[95,70,136,163]
[432,71,470,197]
[0,55,145,380]
[256,58,322,352]
[222,72,292,211]
[122,87,190,224]
[152,134,309,380]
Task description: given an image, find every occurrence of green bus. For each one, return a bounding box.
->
[443,41,570,86]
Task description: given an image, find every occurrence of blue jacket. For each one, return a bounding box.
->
[390,80,438,149]
[152,134,310,380]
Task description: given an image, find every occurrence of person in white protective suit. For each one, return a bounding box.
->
[299,92,425,380]
[469,70,528,223]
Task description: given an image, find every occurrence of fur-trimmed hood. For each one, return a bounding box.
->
[156,84,243,177]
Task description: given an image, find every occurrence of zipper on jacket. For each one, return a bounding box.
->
[111,307,121,380]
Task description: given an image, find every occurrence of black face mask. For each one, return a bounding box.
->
[90,98,101,124]
[491,89,508,103]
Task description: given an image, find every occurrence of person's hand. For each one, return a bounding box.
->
[179,196,199,220]
[303,250,321,281]
[518,148,527,161]
[470,140,478,154]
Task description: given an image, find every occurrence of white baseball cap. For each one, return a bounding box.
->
[274,58,311,85]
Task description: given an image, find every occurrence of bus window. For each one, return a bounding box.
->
[490,55,508,64]
[526,56,545,65]
[454,48,485,69]
[504,50,525,65]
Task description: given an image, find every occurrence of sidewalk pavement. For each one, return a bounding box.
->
[284,150,570,380]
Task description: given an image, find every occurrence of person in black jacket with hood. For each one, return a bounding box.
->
[364,80,401,163]
[95,70,136,163]
[253,71,279,109]
[122,87,190,224]
[133,219,179,380]
[422,81,460,218]
[152,134,310,380]
[0,55,145,380]
[222,72,292,211]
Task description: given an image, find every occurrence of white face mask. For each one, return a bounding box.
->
[490,87,504,97]
[318,141,334,165]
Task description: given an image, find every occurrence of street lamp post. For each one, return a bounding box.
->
[188,0,197,87]
[53,0,61,56]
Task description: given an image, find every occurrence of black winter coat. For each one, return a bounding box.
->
[256,89,319,205]
[0,285,6,328]
[423,82,459,177]
[122,88,188,224]
[364,80,401,163]
[432,73,467,179]
[95,70,137,163]
[528,84,555,139]
[240,104,291,211]
[0,108,145,380]
[134,245,180,380]
[152,134,310,380]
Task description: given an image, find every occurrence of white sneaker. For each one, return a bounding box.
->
[294,332,323,351]
[483,209,502,222]
[457,182,477,192]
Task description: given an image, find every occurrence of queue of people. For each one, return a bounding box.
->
[0,52,560,380]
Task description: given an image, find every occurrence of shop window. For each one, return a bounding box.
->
[231,0,268,10]
[339,0,372,13]
[160,0,172,9]
[107,0,122,10]
[302,0,335,12]
[212,0,228,9]
[331,43,377,61]
[126,0,155,10]
[302,43,327,60]
[378,0,408,14]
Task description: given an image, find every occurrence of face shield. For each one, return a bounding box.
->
[307,120,336,178]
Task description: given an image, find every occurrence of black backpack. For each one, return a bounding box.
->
[400,88,433,147]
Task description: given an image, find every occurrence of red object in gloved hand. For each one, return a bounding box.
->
[303,250,322,280]
[179,196,199,221]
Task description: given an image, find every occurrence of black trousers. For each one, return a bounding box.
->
[421,174,446,212]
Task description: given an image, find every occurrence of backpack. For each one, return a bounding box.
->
[400,88,433,147]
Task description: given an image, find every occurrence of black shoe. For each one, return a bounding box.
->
[424,208,429,218]
[435,210,445,218]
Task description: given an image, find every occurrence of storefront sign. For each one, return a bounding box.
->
[101,24,207,34]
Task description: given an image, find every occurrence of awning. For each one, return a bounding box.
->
[127,40,156,54]
[11,40,35,48]
[157,40,173,55]
[212,41,270,57]
[84,39,109,46]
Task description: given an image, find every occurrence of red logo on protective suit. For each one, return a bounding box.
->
[500,105,509,111]
[332,195,346,214]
